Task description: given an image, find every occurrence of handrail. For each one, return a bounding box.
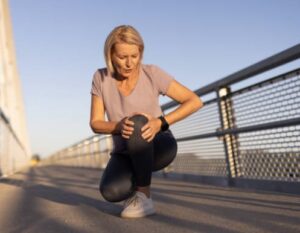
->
[162,43,300,110]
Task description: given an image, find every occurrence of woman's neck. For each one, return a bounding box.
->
[115,66,140,83]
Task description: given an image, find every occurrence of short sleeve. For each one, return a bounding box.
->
[90,70,102,98]
[149,65,174,96]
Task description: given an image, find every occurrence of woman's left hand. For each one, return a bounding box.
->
[138,113,162,142]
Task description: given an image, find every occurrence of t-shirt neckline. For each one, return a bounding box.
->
[114,66,143,98]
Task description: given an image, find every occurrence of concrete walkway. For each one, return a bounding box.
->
[0,165,299,233]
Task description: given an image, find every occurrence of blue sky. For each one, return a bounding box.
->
[9,0,300,157]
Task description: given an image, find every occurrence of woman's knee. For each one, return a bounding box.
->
[127,114,151,152]
[99,183,122,202]
[128,114,148,134]
[99,154,135,202]
[99,180,134,202]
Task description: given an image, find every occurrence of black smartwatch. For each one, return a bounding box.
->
[158,115,169,132]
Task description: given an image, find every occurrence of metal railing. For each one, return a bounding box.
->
[43,44,300,193]
[41,134,113,169]
[0,108,29,176]
[164,68,300,182]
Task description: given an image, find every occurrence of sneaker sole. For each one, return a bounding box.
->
[121,209,156,218]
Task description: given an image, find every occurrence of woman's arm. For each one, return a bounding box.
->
[164,79,203,125]
[90,94,134,136]
[90,94,119,134]
[141,80,203,142]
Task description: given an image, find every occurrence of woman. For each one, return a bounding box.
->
[90,25,203,218]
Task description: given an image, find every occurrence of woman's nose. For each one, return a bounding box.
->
[126,58,132,67]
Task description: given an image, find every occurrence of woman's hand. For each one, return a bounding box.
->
[117,112,162,141]
[117,117,135,139]
[139,113,162,142]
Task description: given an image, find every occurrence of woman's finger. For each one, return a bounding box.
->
[145,133,155,142]
[122,134,130,139]
[141,123,150,132]
[125,118,134,126]
[124,130,133,136]
[124,124,134,131]
[142,128,153,139]
[121,130,131,138]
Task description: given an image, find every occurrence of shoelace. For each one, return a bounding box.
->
[124,194,139,207]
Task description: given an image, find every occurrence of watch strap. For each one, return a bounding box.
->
[159,115,169,131]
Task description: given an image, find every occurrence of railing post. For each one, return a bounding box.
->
[217,87,242,183]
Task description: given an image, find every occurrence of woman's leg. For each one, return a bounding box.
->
[99,114,153,202]
[99,153,135,202]
[152,129,178,171]
[126,114,177,197]
[126,115,154,188]
[99,114,177,202]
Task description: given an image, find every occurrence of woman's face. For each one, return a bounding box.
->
[112,43,141,78]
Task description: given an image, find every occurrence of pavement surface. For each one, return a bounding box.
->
[0,165,299,233]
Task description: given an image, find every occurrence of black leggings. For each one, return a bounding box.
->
[99,114,178,202]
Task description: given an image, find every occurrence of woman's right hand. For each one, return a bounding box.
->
[117,116,135,139]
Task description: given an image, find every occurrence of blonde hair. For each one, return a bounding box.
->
[104,25,144,75]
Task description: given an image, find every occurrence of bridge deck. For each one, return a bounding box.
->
[0,165,299,233]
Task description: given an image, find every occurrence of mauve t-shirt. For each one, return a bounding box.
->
[90,64,174,153]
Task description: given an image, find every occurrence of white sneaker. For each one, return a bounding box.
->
[121,191,156,218]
